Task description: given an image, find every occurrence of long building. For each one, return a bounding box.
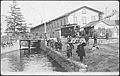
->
[30,6,104,39]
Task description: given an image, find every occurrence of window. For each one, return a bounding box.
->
[91,16,96,21]
[73,14,78,24]
[82,16,87,24]
[57,21,59,28]
[48,24,49,30]
[51,24,53,28]
[82,8,86,14]
[50,24,52,30]
[54,22,56,28]
[64,18,66,25]
[62,19,64,25]
[95,15,98,20]
[61,20,62,26]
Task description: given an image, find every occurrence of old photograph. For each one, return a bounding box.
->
[1,0,119,75]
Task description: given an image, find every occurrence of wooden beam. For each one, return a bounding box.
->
[28,40,30,54]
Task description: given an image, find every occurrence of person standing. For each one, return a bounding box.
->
[106,31,109,40]
[55,41,58,51]
[69,43,74,56]
[76,42,86,63]
[67,43,72,59]
[93,31,98,47]
[58,40,62,52]
[85,34,89,45]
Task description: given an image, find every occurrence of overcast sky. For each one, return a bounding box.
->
[1,1,119,35]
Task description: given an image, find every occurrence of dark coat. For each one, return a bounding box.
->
[85,35,89,41]
[106,32,109,40]
[69,43,74,49]
[55,42,62,49]
[76,43,86,57]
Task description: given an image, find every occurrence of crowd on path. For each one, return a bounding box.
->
[46,30,112,63]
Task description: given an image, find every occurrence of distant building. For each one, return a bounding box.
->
[30,23,45,39]
[30,6,104,39]
[82,19,119,38]
[81,10,119,38]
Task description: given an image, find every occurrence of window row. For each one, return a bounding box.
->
[46,18,67,31]
[82,15,98,24]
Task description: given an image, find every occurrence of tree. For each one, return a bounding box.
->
[5,1,27,38]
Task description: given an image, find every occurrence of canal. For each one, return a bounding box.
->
[1,48,67,72]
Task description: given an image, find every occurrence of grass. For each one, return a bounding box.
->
[61,38,119,72]
[83,43,119,72]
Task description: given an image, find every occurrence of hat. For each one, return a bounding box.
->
[82,42,86,46]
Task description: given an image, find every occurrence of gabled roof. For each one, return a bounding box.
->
[81,19,119,29]
[31,23,44,30]
[31,6,104,30]
[51,6,104,22]
[81,20,100,28]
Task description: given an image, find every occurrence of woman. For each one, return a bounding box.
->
[67,43,72,58]
[76,42,86,63]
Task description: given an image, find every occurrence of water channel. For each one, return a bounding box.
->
[1,48,67,72]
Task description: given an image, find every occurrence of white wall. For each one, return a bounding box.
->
[94,22,114,29]
[68,8,99,28]
[94,21,119,37]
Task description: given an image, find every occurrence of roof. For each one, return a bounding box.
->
[81,19,119,29]
[50,6,103,22]
[31,6,104,30]
[102,20,119,26]
[104,10,119,19]
[31,23,44,30]
[81,20,100,28]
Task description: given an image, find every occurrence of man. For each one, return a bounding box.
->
[55,40,62,51]
[85,34,89,45]
[106,32,109,40]
[93,31,98,46]
[51,39,55,49]
[69,43,74,56]
[58,40,62,52]
[76,41,86,63]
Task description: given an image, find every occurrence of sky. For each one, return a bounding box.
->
[1,1,119,35]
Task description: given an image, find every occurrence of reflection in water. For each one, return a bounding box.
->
[1,48,66,72]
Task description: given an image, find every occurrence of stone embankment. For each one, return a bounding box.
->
[40,40,87,72]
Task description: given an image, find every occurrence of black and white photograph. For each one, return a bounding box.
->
[1,0,119,75]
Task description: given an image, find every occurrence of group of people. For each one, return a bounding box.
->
[46,30,109,63]
[1,40,16,49]
[66,39,86,63]
[66,30,100,63]
[47,38,62,52]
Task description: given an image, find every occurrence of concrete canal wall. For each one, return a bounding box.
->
[40,40,87,72]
